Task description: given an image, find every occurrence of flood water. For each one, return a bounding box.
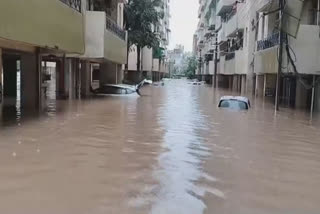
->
[1,79,320,214]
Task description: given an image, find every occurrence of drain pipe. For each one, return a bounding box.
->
[311,75,316,116]
[311,0,320,116]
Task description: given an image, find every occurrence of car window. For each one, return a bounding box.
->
[219,100,248,110]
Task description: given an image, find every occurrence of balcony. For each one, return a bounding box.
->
[225,45,237,61]
[218,24,227,44]
[0,0,85,54]
[225,13,237,37]
[83,11,127,64]
[235,50,247,74]
[219,55,235,75]
[225,56,235,75]
[257,33,279,51]
[255,25,320,75]
[217,0,236,16]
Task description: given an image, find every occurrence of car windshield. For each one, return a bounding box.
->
[219,100,248,110]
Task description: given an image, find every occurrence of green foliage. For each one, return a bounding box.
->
[125,0,163,49]
[184,56,198,79]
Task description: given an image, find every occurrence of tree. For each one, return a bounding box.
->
[184,56,198,79]
[125,0,163,78]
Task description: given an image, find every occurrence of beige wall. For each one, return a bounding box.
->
[142,47,153,71]
[83,11,127,64]
[104,30,127,64]
[153,59,160,72]
[286,25,320,75]
[254,47,278,74]
[235,50,247,74]
[255,25,320,75]
[0,0,85,54]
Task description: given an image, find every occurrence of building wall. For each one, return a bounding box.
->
[235,50,247,74]
[142,47,153,71]
[0,0,85,54]
[285,25,320,75]
[104,29,127,64]
[153,59,160,72]
[84,12,105,59]
[128,46,139,71]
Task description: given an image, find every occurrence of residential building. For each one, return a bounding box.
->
[0,0,127,112]
[127,0,171,83]
[168,45,188,76]
[195,0,219,84]
[195,0,320,113]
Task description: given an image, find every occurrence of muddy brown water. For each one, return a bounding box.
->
[0,79,320,214]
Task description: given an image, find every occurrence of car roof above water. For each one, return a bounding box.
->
[220,96,250,104]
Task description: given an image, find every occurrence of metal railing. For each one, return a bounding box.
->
[257,33,279,51]
[225,45,236,61]
[59,0,81,12]
[106,16,126,41]
[225,52,235,60]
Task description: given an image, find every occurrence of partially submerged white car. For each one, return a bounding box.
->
[218,96,251,110]
[188,80,205,85]
[91,80,145,96]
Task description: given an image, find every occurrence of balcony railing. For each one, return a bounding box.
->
[106,16,126,41]
[225,45,236,60]
[225,52,235,60]
[59,0,81,12]
[257,33,279,51]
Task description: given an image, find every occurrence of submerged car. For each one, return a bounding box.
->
[218,96,251,110]
[188,80,205,85]
[91,80,145,96]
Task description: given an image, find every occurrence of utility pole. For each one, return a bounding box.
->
[275,0,284,111]
[214,35,218,88]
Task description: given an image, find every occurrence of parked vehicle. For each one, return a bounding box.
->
[218,96,251,110]
[91,80,146,96]
[188,80,205,85]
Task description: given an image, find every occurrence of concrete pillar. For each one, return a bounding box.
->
[3,57,17,98]
[315,81,320,113]
[263,74,267,96]
[265,74,276,96]
[241,75,247,94]
[56,59,66,99]
[65,58,74,99]
[117,64,124,84]
[255,75,264,97]
[64,58,71,98]
[0,48,2,104]
[100,61,118,85]
[0,49,2,121]
[81,61,91,97]
[21,53,40,110]
[232,75,238,91]
[228,76,233,90]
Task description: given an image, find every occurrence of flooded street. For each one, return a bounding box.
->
[1,79,320,214]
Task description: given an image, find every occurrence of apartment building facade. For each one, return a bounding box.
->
[127,0,171,83]
[195,0,320,112]
[0,0,127,113]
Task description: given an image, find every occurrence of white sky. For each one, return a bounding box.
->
[168,0,199,52]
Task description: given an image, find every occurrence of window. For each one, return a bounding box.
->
[219,100,249,110]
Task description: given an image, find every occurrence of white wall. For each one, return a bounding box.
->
[153,59,160,72]
[142,47,153,71]
[83,12,105,58]
[128,46,138,71]
[286,25,320,75]
[235,50,247,74]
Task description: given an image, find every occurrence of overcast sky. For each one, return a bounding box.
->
[168,0,199,52]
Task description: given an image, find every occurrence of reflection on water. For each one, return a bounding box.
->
[0,79,320,214]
